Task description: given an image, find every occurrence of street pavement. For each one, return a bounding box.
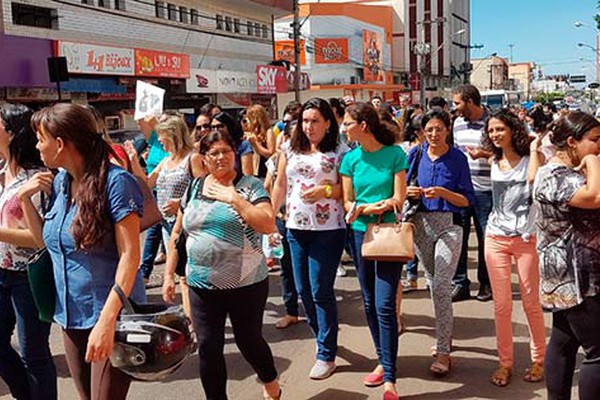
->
[1,241,581,400]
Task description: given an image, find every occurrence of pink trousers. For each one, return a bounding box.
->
[484,234,546,368]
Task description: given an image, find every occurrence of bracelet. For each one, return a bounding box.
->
[324,184,332,199]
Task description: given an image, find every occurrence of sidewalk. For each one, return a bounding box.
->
[1,249,578,399]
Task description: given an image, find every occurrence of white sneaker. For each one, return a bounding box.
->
[309,360,337,380]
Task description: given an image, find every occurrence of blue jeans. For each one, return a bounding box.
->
[453,190,492,289]
[140,221,163,279]
[286,228,345,362]
[405,257,419,281]
[349,230,401,383]
[0,269,57,400]
[276,219,299,317]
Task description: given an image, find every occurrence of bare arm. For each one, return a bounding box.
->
[162,210,184,303]
[569,155,600,209]
[18,172,55,248]
[241,153,254,176]
[190,153,207,178]
[341,175,355,212]
[527,136,543,184]
[86,212,141,362]
[271,153,288,213]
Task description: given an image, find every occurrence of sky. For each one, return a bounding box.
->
[471,0,599,81]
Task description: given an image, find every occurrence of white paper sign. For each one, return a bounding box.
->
[134,81,165,120]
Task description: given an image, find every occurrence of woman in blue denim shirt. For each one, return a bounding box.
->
[0,103,57,400]
[18,104,145,400]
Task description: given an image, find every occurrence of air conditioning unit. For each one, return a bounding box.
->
[333,78,343,85]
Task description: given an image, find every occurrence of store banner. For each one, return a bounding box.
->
[362,30,384,82]
[314,38,349,64]
[256,65,288,94]
[274,40,305,65]
[135,49,190,78]
[187,69,257,93]
[57,41,135,75]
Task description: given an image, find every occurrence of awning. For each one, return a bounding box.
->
[62,77,126,94]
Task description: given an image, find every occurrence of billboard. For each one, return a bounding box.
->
[57,41,135,75]
[256,65,288,94]
[362,30,384,82]
[135,49,190,78]
[274,40,305,65]
[314,38,349,64]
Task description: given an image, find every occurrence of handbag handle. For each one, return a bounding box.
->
[375,202,400,225]
[112,284,135,314]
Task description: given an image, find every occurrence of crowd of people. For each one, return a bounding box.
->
[0,83,598,400]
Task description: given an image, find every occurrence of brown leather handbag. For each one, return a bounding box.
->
[361,207,415,263]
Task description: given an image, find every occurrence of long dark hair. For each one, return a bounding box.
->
[291,98,339,153]
[345,102,396,146]
[482,109,531,160]
[548,111,600,151]
[31,103,117,249]
[212,111,244,146]
[0,103,43,170]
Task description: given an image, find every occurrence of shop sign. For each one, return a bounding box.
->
[314,38,349,64]
[135,49,190,78]
[57,41,134,75]
[187,69,256,93]
[256,65,288,94]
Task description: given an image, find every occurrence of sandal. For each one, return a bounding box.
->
[429,353,452,378]
[523,361,544,383]
[275,315,299,329]
[263,389,282,400]
[490,365,512,387]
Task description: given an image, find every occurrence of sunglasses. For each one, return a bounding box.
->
[195,123,211,131]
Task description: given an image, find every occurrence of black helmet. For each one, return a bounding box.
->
[109,285,195,381]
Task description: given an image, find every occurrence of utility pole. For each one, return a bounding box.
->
[293,0,301,102]
[508,43,515,63]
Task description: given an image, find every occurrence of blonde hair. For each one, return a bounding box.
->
[246,104,270,144]
[155,115,192,153]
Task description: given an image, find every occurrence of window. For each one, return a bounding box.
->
[98,0,110,8]
[233,18,240,33]
[261,24,268,39]
[246,20,253,35]
[254,22,261,37]
[216,14,223,30]
[179,6,188,23]
[155,1,166,18]
[81,0,94,5]
[11,3,58,29]
[225,16,232,32]
[167,3,177,21]
[190,9,198,25]
[115,0,125,10]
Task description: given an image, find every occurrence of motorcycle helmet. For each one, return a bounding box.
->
[110,285,195,381]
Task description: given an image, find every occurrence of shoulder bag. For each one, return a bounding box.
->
[27,192,55,323]
[174,178,202,276]
[401,144,424,222]
[361,205,415,263]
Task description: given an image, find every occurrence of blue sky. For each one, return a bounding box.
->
[472,0,599,80]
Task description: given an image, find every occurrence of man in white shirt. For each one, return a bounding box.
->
[451,85,493,302]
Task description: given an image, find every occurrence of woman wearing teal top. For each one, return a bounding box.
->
[339,102,408,400]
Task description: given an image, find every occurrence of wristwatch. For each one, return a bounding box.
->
[324,184,333,199]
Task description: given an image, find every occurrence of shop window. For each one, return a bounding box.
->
[167,3,177,21]
[216,14,223,30]
[180,6,188,23]
[155,1,166,18]
[11,3,58,29]
[190,9,198,25]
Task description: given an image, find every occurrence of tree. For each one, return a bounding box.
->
[596,0,600,30]
[533,92,564,104]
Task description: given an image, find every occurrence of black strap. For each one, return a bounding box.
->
[112,284,135,314]
[408,144,424,187]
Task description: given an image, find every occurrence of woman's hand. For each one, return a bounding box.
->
[18,171,54,200]
[361,201,390,216]
[246,132,258,146]
[575,154,600,175]
[301,185,325,203]
[529,132,542,153]
[406,186,422,199]
[422,186,447,199]
[205,180,238,204]
[162,199,180,217]
[162,274,176,303]
[85,318,116,363]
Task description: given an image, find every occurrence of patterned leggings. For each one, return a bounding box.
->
[412,211,462,354]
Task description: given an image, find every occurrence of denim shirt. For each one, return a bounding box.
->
[406,143,475,213]
[43,165,146,329]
